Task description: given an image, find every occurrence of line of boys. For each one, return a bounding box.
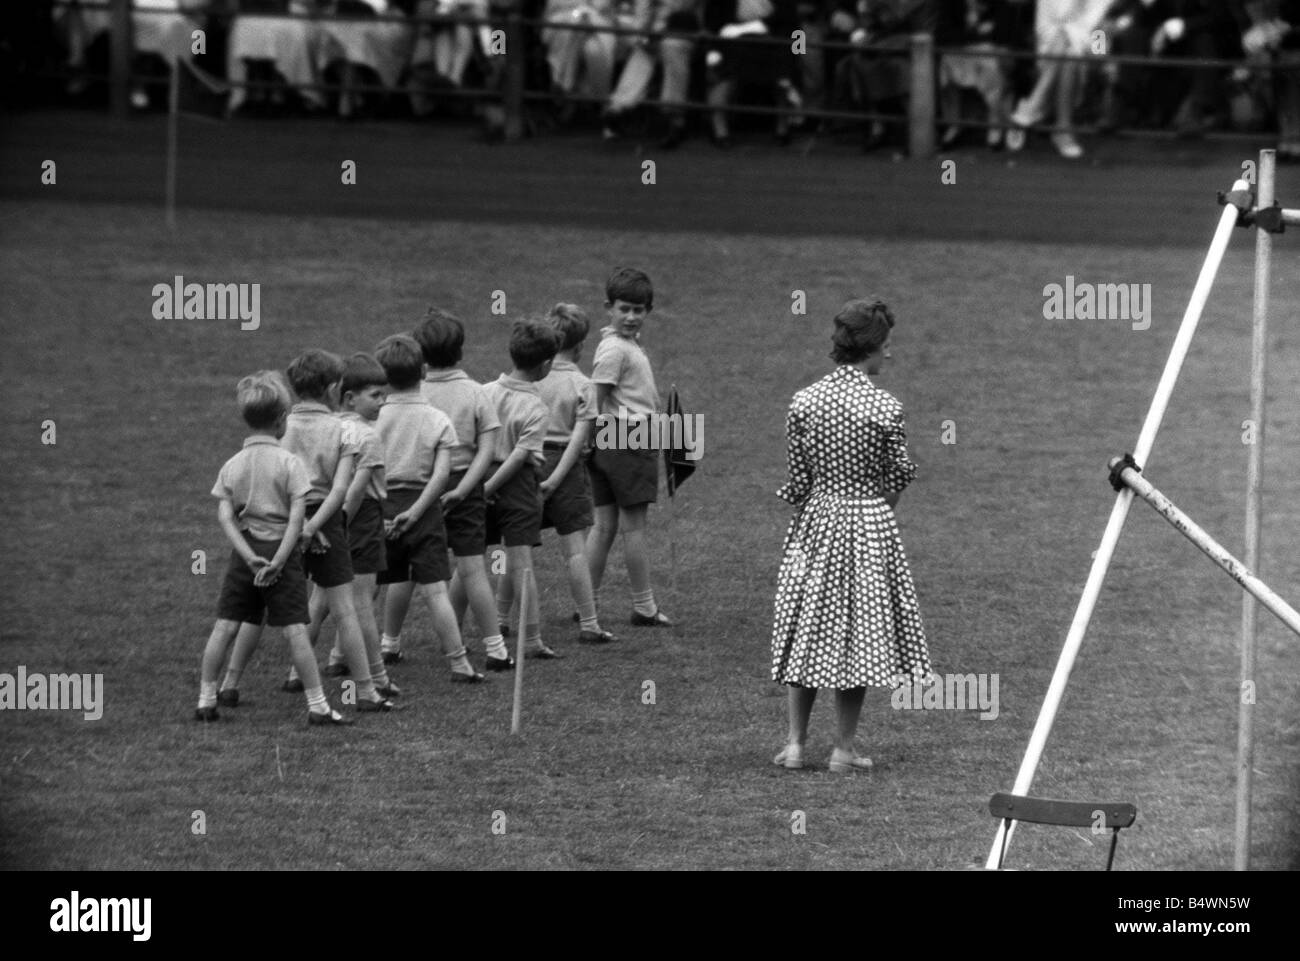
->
[196,267,674,724]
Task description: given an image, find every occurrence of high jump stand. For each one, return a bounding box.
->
[987,151,1299,870]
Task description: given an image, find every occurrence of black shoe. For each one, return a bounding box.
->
[194,706,220,722]
[485,653,515,672]
[216,688,239,708]
[307,708,354,726]
[710,132,733,150]
[282,678,304,693]
[600,108,625,141]
[323,662,350,677]
[630,609,673,627]
[450,669,486,684]
[527,644,563,660]
[658,124,686,150]
[578,628,618,644]
[499,623,511,637]
[357,696,396,713]
[382,650,404,666]
[375,682,402,699]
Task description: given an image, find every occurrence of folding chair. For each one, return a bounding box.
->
[988,793,1137,870]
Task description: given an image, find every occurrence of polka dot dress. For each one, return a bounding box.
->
[771,366,931,689]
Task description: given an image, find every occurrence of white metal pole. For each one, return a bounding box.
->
[986,180,1250,869]
[1236,149,1274,870]
[1113,462,1300,636]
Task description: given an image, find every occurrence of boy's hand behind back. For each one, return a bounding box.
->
[253,561,282,588]
[389,510,416,538]
[300,530,330,554]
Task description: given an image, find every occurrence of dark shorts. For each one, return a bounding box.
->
[302,503,353,588]
[486,463,543,548]
[216,534,310,627]
[346,497,387,576]
[588,445,659,508]
[378,487,450,585]
[443,469,488,557]
[540,444,594,536]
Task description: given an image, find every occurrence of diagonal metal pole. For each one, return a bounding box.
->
[1111,460,1300,637]
[986,179,1250,869]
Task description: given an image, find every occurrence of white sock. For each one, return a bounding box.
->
[220,667,242,692]
[198,681,218,709]
[483,633,508,659]
[632,589,657,617]
[306,686,328,713]
[381,633,401,654]
[370,661,390,688]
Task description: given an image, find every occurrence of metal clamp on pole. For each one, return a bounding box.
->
[1217,187,1255,228]
[1218,187,1290,234]
[1252,202,1286,234]
[1107,452,1141,493]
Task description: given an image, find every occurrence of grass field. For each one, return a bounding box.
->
[2,118,1300,870]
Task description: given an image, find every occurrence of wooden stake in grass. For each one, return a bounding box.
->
[511,571,529,735]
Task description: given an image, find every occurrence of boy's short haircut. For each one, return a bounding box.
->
[548,303,589,352]
[340,352,387,397]
[286,349,345,401]
[237,370,290,430]
[374,334,424,390]
[605,267,654,309]
[414,308,465,367]
[509,319,560,371]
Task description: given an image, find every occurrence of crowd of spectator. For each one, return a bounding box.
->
[11,1,1300,159]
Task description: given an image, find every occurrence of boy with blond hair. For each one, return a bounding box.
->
[197,371,350,725]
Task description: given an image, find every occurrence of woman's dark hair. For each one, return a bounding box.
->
[830,299,894,364]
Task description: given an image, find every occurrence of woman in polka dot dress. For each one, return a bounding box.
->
[770,299,931,773]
